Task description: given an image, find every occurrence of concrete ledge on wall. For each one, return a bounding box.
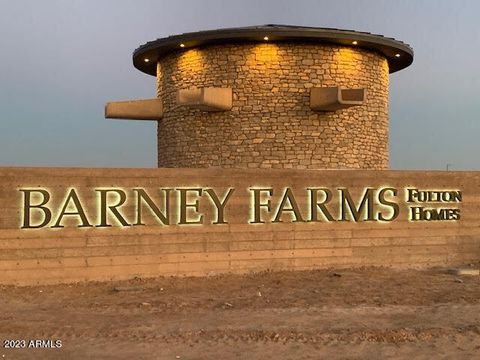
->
[310,87,365,111]
[177,88,232,111]
[105,99,163,120]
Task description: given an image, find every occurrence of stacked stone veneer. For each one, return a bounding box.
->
[156,42,389,169]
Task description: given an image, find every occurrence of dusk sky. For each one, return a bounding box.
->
[0,0,479,170]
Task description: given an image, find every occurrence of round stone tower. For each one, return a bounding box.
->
[106,25,413,170]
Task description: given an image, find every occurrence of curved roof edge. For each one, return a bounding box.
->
[133,24,414,76]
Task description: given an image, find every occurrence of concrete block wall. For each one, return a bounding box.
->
[0,167,478,285]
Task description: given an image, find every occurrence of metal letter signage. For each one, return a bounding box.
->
[17,187,462,229]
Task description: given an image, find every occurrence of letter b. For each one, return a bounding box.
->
[20,189,52,229]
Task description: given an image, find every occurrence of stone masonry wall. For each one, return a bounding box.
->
[156,42,389,169]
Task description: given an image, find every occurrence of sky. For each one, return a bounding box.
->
[0,0,479,170]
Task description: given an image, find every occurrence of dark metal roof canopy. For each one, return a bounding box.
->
[133,24,413,76]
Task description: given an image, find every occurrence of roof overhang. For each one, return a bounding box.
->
[133,24,414,76]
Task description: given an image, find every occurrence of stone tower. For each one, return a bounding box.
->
[106,25,413,170]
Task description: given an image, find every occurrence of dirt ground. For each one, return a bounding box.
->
[1,266,480,359]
